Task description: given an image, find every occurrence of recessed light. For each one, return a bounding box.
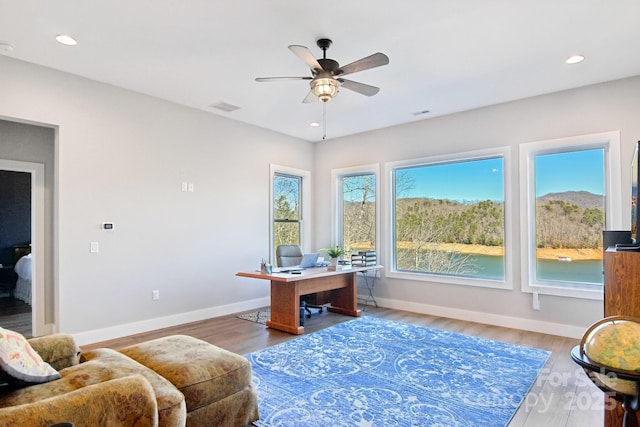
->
[565,55,585,64]
[55,34,78,46]
[0,42,14,53]
[310,122,320,127]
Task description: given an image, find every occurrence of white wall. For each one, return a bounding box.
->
[3,52,638,342]
[0,56,313,344]
[314,76,640,338]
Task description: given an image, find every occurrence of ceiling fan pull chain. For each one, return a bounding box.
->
[323,103,327,140]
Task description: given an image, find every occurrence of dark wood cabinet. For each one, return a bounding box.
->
[603,248,640,427]
[604,248,640,318]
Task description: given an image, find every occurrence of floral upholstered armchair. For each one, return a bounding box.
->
[0,329,159,426]
[0,327,259,427]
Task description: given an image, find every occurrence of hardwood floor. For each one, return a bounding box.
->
[0,296,32,337]
[82,306,604,427]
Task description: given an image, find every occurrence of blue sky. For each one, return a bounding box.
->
[534,149,604,196]
[397,149,604,201]
[398,157,504,202]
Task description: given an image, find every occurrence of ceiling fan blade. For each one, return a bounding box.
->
[302,90,317,104]
[338,79,380,96]
[289,45,323,71]
[255,77,312,82]
[337,52,389,76]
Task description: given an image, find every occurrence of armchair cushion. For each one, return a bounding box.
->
[0,375,158,427]
[0,347,186,427]
[28,333,81,371]
[0,327,60,386]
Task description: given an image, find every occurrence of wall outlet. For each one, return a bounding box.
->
[152,290,160,301]
[90,242,99,253]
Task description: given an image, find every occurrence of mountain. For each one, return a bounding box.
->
[537,191,604,210]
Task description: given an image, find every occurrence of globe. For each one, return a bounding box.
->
[583,318,640,395]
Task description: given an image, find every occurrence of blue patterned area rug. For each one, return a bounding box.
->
[246,316,550,427]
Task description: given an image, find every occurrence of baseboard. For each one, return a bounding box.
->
[72,297,270,346]
[371,296,586,339]
[74,294,585,345]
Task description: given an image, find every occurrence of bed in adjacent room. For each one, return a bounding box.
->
[13,247,32,306]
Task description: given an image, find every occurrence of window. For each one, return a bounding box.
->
[273,173,301,249]
[270,165,311,261]
[337,171,377,254]
[519,131,622,299]
[388,148,509,287]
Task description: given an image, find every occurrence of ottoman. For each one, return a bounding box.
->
[119,335,259,427]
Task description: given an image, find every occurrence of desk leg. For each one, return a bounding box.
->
[358,270,378,308]
[327,272,362,318]
[266,281,304,335]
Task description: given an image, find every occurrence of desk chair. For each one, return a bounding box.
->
[275,245,324,324]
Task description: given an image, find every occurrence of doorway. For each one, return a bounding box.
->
[0,160,46,337]
[0,169,32,336]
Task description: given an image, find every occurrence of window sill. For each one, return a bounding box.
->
[387,270,511,290]
[523,282,603,300]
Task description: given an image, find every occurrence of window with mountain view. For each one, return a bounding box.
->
[392,156,505,281]
[340,173,376,254]
[533,149,605,285]
[520,131,621,299]
[273,173,301,254]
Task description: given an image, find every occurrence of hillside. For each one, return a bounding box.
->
[394,190,604,251]
[538,190,604,210]
[535,191,604,249]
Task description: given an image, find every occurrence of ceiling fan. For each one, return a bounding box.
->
[255,38,389,103]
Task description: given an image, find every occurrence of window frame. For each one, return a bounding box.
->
[331,164,380,256]
[518,131,622,300]
[385,146,513,290]
[270,164,311,262]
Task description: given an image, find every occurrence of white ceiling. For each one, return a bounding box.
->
[1,1,640,142]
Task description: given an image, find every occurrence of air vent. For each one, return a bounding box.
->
[209,102,240,113]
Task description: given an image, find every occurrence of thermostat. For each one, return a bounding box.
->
[102,222,114,230]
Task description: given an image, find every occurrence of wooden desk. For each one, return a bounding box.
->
[236,266,381,334]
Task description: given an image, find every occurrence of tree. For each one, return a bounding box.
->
[342,174,376,253]
[395,199,480,275]
[273,175,300,251]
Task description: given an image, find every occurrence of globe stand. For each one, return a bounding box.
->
[571,314,640,427]
[621,391,640,427]
[571,345,640,427]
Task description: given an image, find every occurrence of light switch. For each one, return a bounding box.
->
[90,242,99,253]
[181,182,188,192]
[188,182,194,192]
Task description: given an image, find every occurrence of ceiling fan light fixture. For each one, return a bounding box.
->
[312,77,339,102]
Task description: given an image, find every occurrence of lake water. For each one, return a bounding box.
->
[396,250,604,284]
[466,254,603,284]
